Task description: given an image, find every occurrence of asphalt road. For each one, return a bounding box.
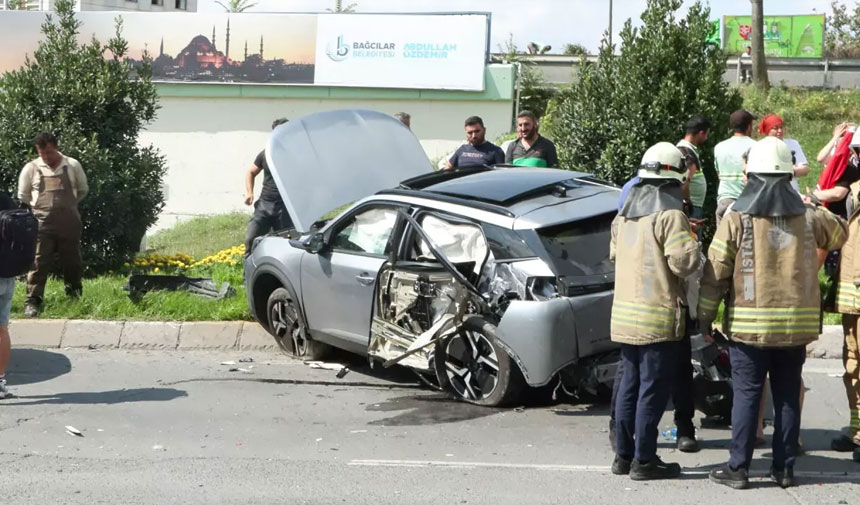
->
[0,348,857,505]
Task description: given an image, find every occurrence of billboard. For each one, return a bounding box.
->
[0,11,489,91]
[723,14,825,58]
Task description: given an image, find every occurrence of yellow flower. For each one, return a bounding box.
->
[153,267,160,273]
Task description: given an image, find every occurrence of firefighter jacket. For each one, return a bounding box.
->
[610,209,701,345]
[699,205,847,347]
[837,181,860,314]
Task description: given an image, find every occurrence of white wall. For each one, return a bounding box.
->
[140,95,513,231]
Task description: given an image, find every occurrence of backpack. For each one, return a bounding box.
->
[0,208,38,278]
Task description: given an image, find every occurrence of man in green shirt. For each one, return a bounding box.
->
[714,110,757,226]
[676,115,711,234]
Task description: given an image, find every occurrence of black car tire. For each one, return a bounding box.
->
[434,316,524,407]
[266,287,330,360]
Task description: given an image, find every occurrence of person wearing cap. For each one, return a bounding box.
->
[700,137,847,490]
[244,118,293,255]
[715,110,757,227]
[759,114,809,193]
[831,133,860,460]
[609,142,701,481]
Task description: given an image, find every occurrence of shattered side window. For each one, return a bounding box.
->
[330,207,398,256]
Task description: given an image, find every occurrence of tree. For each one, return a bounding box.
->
[327,0,357,13]
[563,43,588,57]
[750,0,770,90]
[0,0,168,272]
[553,0,741,228]
[215,0,257,12]
[498,34,557,120]
[826,0,860,58]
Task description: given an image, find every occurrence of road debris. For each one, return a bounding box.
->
[65,426,83,437]
[152,445,166,451]
[221,361,237,366]
[350,430,367,434]
[336,367,351,379]
[238,357,255,363]
[306,361,346,372]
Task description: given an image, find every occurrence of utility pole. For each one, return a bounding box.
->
[608,0,613,49]
[750,0,770,90]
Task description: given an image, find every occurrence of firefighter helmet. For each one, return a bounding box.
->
[637,142,687,183]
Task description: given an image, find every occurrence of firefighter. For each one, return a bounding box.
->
[700,137,848,489]
[610,142,701,481]
[832,132,860,461]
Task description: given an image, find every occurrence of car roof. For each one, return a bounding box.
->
[379,166,621,228]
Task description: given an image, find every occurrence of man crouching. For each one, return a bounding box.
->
[610,142,701,480]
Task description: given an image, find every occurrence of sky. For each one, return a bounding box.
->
[196,0,832,53]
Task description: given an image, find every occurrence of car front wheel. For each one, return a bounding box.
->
[434,316,524,407]
[266,287,330,360]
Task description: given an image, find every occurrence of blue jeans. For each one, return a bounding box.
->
[615,341,679,462]
[728,341,806,470]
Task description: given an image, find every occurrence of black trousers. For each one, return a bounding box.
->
[245,199,293,254]
[610,333,695,437]
[728,341,805,470]
[615,341,679,463]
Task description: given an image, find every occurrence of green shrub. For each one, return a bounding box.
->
[0,0,167,273]
[553,0,742,240]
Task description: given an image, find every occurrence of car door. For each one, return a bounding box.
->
[301,203,404,352]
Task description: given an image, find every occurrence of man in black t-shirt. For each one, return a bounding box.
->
[812,134,860,218]
[244,118,293,255]
[445,116,504,169]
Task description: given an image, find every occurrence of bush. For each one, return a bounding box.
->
[553,0,742,233]
[0,0,167,273]
[826,0,860,58]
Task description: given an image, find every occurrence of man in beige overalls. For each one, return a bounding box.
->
[17,133,88,317]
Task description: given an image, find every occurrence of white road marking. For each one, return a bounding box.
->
[348,459,860,480]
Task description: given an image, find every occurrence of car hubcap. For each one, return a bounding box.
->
[271,299,308,356]
[443,330,499,401]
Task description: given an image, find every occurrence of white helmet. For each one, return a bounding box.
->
[746,136,794,174]
[637,142,686,183]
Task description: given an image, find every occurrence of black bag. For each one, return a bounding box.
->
[0,208,38,278]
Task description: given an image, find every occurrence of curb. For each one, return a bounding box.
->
[9,319,277,352]
[7,319,846,359]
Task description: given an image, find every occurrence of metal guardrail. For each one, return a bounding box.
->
[494,54,860,89]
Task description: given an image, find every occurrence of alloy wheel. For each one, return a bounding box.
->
[443,330,500,401]
[270,298,309,357]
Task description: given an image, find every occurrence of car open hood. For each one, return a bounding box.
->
[266,109,433,233]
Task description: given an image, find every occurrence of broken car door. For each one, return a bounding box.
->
[369,211,488,371]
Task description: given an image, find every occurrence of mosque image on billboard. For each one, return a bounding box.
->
[127,19,315,84]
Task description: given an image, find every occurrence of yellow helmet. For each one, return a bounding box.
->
[637,142,687,183]
[746,137,793,174]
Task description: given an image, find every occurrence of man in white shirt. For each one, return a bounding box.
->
[714,110,757,227]
[759,114,809,193]
[17,133,89,317]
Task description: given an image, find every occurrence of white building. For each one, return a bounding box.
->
[0,0,196,11]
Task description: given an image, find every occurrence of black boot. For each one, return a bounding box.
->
[629,457,681,480]
[611,455,631,475]
[677,434,700,453]
[709,465,749,490]
[769,466,794,489]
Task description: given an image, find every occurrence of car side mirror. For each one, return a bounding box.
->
[289,232,327,254]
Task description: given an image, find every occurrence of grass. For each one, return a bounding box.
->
[146,212,248,258]
[12,215,251,321]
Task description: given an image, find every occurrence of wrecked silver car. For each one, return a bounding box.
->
[244,109,620,406]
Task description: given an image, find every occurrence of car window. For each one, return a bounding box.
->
[482,224,536,260]
[330,207,398,256]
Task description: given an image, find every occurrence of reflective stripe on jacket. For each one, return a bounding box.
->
[610,209,701,345]
[837,182,860,314]
[699,205,848,347]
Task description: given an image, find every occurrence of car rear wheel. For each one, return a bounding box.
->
[434,316,524,407]
[266,287,330,360]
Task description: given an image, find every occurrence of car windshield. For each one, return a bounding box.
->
[536,212,614,280]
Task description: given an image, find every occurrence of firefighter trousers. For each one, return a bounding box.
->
[841,314,860,443]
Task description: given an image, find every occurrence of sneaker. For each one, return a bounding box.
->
[709,465,749,490]
[611,455,631,475]
[769,466,794,488]
[831,434,860,452]
[629,456,681,481]
[24,304,40,318]
[677,435,700,453]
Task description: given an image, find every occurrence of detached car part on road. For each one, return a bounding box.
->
[244,109,621,406]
